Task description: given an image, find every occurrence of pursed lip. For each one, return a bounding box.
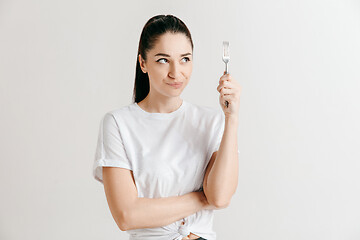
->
[167,82,183,87]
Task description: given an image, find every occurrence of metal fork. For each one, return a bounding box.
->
[222,41,230,108]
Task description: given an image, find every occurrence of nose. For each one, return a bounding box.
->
[168,62,182,79]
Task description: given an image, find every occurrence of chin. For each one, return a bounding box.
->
[164,90,183,98]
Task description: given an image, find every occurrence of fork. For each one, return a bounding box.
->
[222,41,230,108]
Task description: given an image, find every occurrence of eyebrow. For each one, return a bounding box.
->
[154,53,192,57]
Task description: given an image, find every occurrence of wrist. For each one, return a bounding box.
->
[225,114,239,125]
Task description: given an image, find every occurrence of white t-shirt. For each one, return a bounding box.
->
[93,99,239,240]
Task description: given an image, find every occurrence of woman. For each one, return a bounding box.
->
[93,15,241,240]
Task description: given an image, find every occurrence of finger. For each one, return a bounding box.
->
[219,87,234,96]
[220,74,232,82]
[219,76,231,82]
[217,85,231,93]
[223,71,230,75]
[217,81,235,92]
[220,94,235,102]
[218,83,233,92]
[219,88,239,99]
[217,84,228,92]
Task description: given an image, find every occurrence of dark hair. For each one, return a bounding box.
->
[132,15,194,103]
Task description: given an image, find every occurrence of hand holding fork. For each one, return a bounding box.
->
[218,41,242,118]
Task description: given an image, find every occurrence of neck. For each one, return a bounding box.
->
[138,94,183,113]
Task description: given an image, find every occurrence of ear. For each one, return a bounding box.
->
[138,54,147,73]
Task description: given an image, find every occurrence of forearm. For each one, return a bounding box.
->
[122,191,207,230]
[205,115,239,206]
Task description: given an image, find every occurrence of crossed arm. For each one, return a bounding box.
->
[103,167,210,231]
[102,115,239,231]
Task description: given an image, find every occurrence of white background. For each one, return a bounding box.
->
[0,0,359,239]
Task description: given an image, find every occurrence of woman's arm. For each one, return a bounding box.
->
[102,167,210,231]
[203,72,241,208]
[203,116,239,208]
[129,192,207,230]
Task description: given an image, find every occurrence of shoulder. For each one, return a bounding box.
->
[99,102,136,127]
[103,102,136,119]
[107,102,135,116]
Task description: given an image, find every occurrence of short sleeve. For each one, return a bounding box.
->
[208,111,240,157]
[208,111,225,155]
[92,112,132,184]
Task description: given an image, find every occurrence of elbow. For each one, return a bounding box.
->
[208,197,231,209]
[117,221,130,232]
[116,209,134,231]
[214,199,231,209]
[203,186,232,209]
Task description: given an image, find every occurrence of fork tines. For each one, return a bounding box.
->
[222,41,230,60]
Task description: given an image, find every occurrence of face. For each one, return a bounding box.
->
[139,32,193,99]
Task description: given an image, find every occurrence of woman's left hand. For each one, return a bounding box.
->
[217,72,242,118]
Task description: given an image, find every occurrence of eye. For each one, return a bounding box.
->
[181,57,191,63]
[156,58,168,64]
